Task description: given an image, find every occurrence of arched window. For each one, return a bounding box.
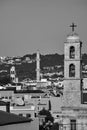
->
[11,77,15,81]
[69,64,75,77]
[11,71,15,74]
[70,46,75,59]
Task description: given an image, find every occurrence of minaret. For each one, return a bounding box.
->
[36,50,40,82]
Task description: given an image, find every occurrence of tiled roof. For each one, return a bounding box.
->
[0,100,10,105]
[0,110,32,126]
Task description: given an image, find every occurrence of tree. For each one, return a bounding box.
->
[39,108,53,122]
[39,108,54,127]
[50,123,59,130]
[0,76,11,85]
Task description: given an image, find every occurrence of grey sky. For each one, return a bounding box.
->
[0,0,87,56]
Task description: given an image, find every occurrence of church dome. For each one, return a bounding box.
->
[66,33,80,43]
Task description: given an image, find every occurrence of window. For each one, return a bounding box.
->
[12,77,15,80]
[5,97,8,99]
[11,71,15,74]
[82,92,87,104]
[11,77,15,81]
[38,107,39,110]
[19,113,23,117]
[26,114,31,118]
[69,64,75,77]
[70,46,75,59]
[9,96,12,99]
[35,113,37,117]
[70,119,76,130]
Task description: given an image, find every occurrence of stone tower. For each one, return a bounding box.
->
[61,24,87,130]
[63,30,82,107]
[36,50,40,82]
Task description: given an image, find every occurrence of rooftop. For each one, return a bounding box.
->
[0,110,32,126]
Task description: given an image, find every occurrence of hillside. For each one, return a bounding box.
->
[0,53,87,83]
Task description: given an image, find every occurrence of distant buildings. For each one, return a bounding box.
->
[1,24,87,130]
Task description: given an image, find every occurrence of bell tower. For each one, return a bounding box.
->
[10,66,16,83]
[63,23,82,107]
[61,23,87,130]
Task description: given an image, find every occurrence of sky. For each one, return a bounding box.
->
[0,0,87,57]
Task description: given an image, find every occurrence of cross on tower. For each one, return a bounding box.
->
[70,23,77,32]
